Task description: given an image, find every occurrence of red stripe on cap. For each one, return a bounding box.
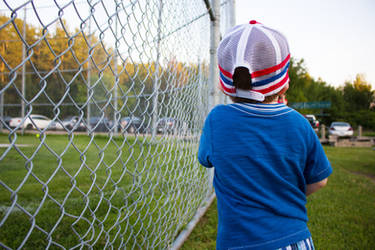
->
[249,20,262,25]
[251,54,290,78]
[256,71,289,94]
[219,78,236,93]
[218,64,233,79]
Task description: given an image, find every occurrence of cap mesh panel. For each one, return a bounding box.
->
[217,22,290,99]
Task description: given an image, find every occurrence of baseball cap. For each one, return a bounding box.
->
[218,20,290,102]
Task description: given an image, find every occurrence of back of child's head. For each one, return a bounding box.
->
[217,20,290,103]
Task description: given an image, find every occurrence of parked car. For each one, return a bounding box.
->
[156,117,177,134]
[0,116,12,127]
[9,114,53,130]
[88,116,111,132]
[53,116,86,131]
[120,116,145,133]
[329,122,353,137]
[303,114,319,132]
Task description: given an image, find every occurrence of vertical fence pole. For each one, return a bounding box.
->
[151,0,163,140]
[0,90,3,131]
[87,16,92,130]
[21,7,26,134]
[198,58,203,122]
[113,6,119,134]
[227,0,236,30]
[209,0,221,110]
[207,0,220,194]
[0,47,3,131]
[0,41,3,131]
[223,0,235,104]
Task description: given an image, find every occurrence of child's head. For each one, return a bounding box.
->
[217,20,290,103]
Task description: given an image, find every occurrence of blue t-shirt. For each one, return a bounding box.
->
[198,103,332,250]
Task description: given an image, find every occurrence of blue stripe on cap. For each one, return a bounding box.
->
[220,71,234,86]
[252,62,290,87]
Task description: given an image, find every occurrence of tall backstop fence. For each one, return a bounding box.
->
[0,0,234,248]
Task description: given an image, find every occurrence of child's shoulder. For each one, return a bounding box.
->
[208,103,306,122]
[211,104,229,111]
[209,104,233,116]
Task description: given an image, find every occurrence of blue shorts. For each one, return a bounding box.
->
[276,237,314,250]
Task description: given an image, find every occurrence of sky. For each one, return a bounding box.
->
[235,0,375,89]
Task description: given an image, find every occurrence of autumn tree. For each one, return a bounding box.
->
[343,74,374,112]
[0,15,109,118]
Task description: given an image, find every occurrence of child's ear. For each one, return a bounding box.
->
[279,83,289,95]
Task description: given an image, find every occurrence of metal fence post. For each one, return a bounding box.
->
[209,0,221,110]
[223,0,236,104]
[87,16,92,130]
[113,6,119,134]
[207,0,221,195]
[151,0,164,140]
[227,0,236,30]
[0,91,3,131]
[21,7,26,135]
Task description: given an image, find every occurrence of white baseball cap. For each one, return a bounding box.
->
[218,20,290,101]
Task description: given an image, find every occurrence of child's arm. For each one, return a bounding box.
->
[306,178,328,196]
[198,115,213,168]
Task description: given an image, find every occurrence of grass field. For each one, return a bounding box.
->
[362,130,375,137]
[182,146,375,249]
[0,133,208,249]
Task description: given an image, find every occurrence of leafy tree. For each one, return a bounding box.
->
[343,74,374,112]
[0,15,39,116]
[287,58,308,103]
[0,15,108,118]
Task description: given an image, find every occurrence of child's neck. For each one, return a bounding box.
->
[262,97,279,104]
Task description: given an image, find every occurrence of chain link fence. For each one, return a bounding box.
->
[0,0,233,249]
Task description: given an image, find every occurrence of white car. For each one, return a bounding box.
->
[304,114,319,132]
[329,122,354,137]
[52,116,86,131]
[9,114,53,130]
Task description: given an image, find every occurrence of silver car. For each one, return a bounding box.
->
[53,116,86,131]
[9,114,53,130]
[329,122,354,137]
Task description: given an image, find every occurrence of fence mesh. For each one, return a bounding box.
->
[0,0,231,248]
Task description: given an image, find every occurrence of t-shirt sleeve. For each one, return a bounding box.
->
[304,131,332,184]
[198,115,213,168]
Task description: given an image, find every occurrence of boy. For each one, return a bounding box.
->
[198,20,332,250]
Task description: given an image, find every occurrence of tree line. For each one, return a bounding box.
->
[1,15,374,130]
[0,15,196,124]
[287,58,375,130]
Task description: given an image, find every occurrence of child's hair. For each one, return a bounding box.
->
[233,67,251,90]
[231,67,280,103]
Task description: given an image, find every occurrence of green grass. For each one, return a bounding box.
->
[362,131,375,137]
[352,129,375,137]
[182,147,375,250]
[0,133,207,249]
